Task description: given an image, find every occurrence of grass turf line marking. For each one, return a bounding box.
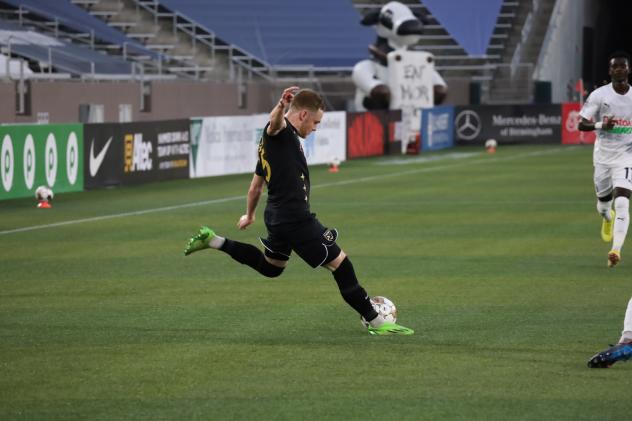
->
[0,147,575,236]
[314,147,575,190]
[376,151,480,165]
[0,195,244,235]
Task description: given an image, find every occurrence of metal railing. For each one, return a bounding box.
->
[132,0,216,65]
[3,33,88,76]
[1,31,141,80]
[0,5,173,77]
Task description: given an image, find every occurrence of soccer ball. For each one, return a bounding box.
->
[35,185,54,201]
[361,296,398,327]
[485,138,498,153]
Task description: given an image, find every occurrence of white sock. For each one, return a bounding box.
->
[597,199,613,220]
[369,314,386,328]
[612,196,630,251]
[620,297,632,343]
[209,235,225,249]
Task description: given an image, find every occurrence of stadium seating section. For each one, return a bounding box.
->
[158,0,374,68]
[2,0,156,58]
[0,18,133,75]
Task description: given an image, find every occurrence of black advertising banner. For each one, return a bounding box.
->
[453,105,562,145]
[84,120,190,189]
[84,122,121,189]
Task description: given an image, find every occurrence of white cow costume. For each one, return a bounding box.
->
[352,1,447,111]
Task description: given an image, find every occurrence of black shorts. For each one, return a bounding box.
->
[260,215,341,268]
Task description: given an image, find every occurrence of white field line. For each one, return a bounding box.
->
[314,147,574,189]
[0,147,575,236]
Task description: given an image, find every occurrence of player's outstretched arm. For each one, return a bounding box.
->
[267,86,299,136]
[238,174,265,230]
[578,117,596,131]
[579,116,615,131]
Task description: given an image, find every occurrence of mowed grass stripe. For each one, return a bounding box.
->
[0,146,573,236]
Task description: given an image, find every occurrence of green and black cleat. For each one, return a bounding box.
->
[184,226,215,256]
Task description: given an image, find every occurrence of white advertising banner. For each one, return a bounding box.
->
[190,111,347,179]
[190,114,267,178]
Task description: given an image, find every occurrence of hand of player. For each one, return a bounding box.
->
[603,115,616,130]
[237,214,254,230]
[280,86,299,107]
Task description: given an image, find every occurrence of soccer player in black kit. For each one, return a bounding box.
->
[184,86,413,335]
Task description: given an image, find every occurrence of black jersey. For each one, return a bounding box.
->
[255,118,311,225]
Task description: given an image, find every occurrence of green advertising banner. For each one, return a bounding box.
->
[0,124,84,200]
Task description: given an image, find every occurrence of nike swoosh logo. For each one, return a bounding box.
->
[89,137,113,177]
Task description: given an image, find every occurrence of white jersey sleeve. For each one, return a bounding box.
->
[580,89,601,122]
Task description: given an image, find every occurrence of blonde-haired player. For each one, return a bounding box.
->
[184,87,414,335]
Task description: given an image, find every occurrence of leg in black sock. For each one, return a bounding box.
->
[332,257,378,320]
[221,239,284,278]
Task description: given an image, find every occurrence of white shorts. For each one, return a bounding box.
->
[594,164,632,197]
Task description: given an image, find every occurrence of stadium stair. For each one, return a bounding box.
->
[486,0,556,104]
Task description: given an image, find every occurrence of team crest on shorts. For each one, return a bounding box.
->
[322,228,338,243]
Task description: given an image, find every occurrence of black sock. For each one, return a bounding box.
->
[332,257,378,320]
[220,239,284,278]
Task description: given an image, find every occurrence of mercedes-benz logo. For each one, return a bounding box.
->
[455,109,482,141]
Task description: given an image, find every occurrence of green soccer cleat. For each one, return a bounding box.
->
[184,226,215,256]
[601,209,615,242]
[367,322,414,336]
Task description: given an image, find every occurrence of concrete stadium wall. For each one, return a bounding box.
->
[0,77,470,125]
[442,78,470,105]
[0,80,276,124]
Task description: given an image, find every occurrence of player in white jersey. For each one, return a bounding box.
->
[579,51,632,267]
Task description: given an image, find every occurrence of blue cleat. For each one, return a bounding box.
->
[587,342,632,368]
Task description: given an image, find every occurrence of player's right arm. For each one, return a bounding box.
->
[579,116,616,131]
[237,174,265,230]
[578,89,615,131]
[267,86,299,136]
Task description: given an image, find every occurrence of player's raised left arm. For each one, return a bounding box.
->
[267,86,298,136]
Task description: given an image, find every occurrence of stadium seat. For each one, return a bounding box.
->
[0,19,133,76]
[157,0,374,68]
[1,0,159,59]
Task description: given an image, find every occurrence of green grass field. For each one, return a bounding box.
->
[2,144,631,420]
